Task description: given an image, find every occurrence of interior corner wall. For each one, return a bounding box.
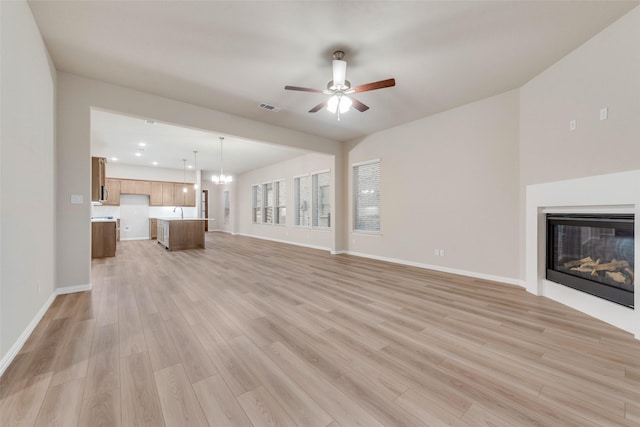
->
[518,5,640,279]
[520,5,640,187]
[237,152,336,251]
[56,72,342,290]
[1,0,56,362]
[346,90,521,283]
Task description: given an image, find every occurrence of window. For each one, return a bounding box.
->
[353,160,381,232]
[275,180,286,225]
[223,190,230,223]
[263,182,274,224]
[294,175,311,227]
[252,185,262,223]
[312,171,331,228]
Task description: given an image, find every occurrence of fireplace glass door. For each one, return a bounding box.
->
[547,214,634,308]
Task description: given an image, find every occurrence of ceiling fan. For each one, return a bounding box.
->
[284,50,396,119]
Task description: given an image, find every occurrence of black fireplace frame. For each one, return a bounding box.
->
[546,214,634,308]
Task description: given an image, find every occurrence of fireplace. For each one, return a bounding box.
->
[546,214,634,308]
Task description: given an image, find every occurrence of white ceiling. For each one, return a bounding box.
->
[29,0,638,170]
[90,109,308,174]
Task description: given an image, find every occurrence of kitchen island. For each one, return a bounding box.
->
[157,218,206,251]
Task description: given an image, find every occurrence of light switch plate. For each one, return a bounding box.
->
[70,195,83,204]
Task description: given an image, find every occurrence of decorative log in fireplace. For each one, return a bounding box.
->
[546,214,634,308]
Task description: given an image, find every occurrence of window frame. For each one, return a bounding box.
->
[251,184,262,224]
[262,181,275,225]
[352,159,381,234]
[294,173,311,228]
[274,179,286,226]
[311,169,331,230]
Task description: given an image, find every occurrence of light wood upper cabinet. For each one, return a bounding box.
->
[150,182,163,206]
[162,182,174,206]
[173,183,187,206]
[120,179,137,194]
[102,178,121,205]
[91,157,106,202]
[135,180,151,195]
[107,177,194,207]
[185,185,196,207]
[173,183,196,207]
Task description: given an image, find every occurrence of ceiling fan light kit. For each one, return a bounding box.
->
[285,50,395,119]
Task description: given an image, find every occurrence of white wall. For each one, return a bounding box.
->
[106,162,196,183]
[56,72,342,290]
[519,5,640,280]
[346,90,520,283]
[1,0,56,369]
[237,152,335,251]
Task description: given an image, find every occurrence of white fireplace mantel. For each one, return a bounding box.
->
[525,170,640,339]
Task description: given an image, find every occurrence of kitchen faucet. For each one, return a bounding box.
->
[173,206,183,219]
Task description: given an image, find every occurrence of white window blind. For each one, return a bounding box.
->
[312,171,331,228]
[353,160,381,232]
[263,182,274,224]
[294,175,311,227]
[252,185,262,223]
[275,180,286,225]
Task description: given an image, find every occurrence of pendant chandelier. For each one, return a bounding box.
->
[211,136,232,185]
[193,150,198,189]
[182,159,188,193]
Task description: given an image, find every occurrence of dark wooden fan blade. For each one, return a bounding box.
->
[284,85,324,93]
[350,97,370,112]
[309,99,329,113]
[352,78,396,93]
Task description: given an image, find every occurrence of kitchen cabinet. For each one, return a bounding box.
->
[91,157,106,202]
[102,178,121,205]
[120,179,137,194]
[174,183,196,207]
[149,218,157,239]
[105,177,194,207]
[150,182,163,205]
[135,180,151,195]
[162,182,174,206]
[92,220,116,258]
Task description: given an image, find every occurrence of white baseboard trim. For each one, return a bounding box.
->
[120,237,150,241]
[345,251,523,288]
[56,283,92,295]
[235,233,331,252]
[0,292,56,377]
[331,250,348,255]
[0,283,94,375]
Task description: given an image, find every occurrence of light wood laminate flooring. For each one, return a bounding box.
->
[2,232,640,426]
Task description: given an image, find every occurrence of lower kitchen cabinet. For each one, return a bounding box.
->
[92,221,116,258]
[149,218,157,239]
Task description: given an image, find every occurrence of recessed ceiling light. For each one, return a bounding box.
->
[144,119,156,125]
[138,142,146,147]
[135,152,142,157]
[187,165,193,169]
[111,157,118,161]
[152,161,158,166]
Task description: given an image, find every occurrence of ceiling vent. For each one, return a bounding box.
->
[258,103,281,112]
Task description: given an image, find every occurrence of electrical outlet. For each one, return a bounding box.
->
[569,120,576,131]
[434,249,439,256]
[600,107,608,120]
[439,249,445,257]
